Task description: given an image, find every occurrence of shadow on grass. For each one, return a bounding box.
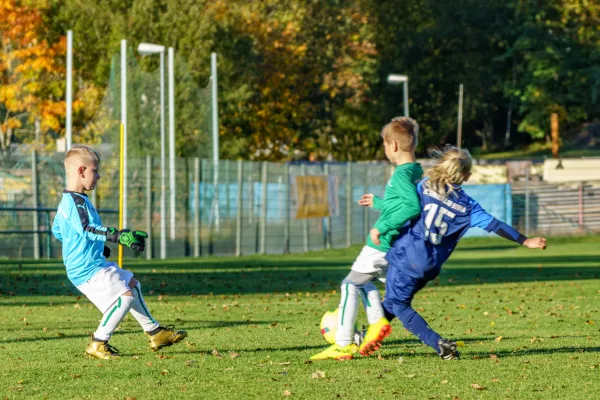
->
[1,254,599,297]
[382,345,600,360]
[0,320,272,343]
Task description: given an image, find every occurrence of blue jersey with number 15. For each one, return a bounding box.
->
[386,178,497,280]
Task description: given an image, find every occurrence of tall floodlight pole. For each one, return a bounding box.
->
[66,30,73,150]
[138,42,167,259]
[168,48,176,241]
[211,52,220,231]
[121,40,128,229]
[387,74,409,117]
[457,83,464,148]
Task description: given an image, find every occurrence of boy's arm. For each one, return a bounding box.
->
[66,195,147,251]
[51,216,63,242]
[66,198,108,242]
[357,194,383,210]
[372,195,383,210]
[470,201,546,249]
[373,174,420,235]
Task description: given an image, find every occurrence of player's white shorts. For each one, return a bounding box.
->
[76,261,134,313]
[350,245,389,282]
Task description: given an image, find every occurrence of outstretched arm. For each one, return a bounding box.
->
[66,195,147,251]
[358,194,383,210]
[484,218,546,249]
[470,201,546,249]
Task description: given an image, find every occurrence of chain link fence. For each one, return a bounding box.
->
[1,151,598,259]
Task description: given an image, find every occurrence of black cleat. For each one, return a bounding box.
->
[438,339,460,360]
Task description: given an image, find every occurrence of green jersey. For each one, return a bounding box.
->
[366,162,423,252]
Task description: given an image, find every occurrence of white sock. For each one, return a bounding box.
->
[130,283,160,332]
[335,282,360,346]
[360,282,385,324]
[94,295,135,341]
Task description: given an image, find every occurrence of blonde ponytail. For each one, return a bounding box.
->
[425,145,473,197]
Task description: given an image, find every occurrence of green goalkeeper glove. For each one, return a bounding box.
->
[106,228,148,252]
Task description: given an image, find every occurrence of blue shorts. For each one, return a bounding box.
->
[384,265,429,306]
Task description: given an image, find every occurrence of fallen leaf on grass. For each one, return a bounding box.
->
[212,349,223,359]
[441,380,448,384]
[397,357,404,364]
[185,341,197,351]
[406,374,416,378]
[131,355,140,360]
[494,336,503,342]
[229,351,241,359]
[283,390,292,397]
[455,341,465,347]
[70,374,81,379]
[377,354,385,360]
[471,383,486,390]
[161,369,168,376]
[311,371,326,379]
[185,360,197,367]
[277,362,292,366]
[587,320,595,325]
[490,354,498,359]
[490,378,500,382]
[523,360,531,364]
[146,362,153,367]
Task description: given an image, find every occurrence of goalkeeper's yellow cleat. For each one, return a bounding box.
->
[84,338,121,359]
[147,325,187,351]
[358,317,392,356]
[310,344,358,361]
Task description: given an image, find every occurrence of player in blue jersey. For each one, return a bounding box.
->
[381,146,546,360]
[52,145,186,359]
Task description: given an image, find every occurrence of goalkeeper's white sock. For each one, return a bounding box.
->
[335,282,360,346]
[360,282,385,324]
[130,282,160,332]
[94,295,135,341]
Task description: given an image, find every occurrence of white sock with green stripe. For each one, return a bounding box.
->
[94,295,135,341]
[360,282,385,324]
[335,282,360,347]
[130,282,160,332]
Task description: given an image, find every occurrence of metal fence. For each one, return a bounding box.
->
[1,151,598,259]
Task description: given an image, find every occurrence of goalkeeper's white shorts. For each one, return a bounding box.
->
[350,245,388,283]
[76,261,134,313]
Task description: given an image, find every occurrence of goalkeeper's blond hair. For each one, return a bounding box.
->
[425,145,472,197]
[64,145,101,167]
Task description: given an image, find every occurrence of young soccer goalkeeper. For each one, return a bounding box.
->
[311,117,423,361]
[52,145,187,359]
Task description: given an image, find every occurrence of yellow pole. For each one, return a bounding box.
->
[118,123,124,267]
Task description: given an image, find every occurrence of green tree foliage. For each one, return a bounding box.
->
[509,0,600,140]
[38,0,600,160]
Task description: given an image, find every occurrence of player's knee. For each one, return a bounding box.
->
[344,270,376,287]
[122,290,133,297]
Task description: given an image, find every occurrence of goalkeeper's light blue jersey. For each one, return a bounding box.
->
[386,178,524,281]
[52,190,108,286]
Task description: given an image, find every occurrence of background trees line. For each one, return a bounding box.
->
[1,0,598,162]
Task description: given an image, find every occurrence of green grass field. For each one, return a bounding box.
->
[1,236,600,399]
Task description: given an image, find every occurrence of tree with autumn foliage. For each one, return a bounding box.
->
[0,0,69,163]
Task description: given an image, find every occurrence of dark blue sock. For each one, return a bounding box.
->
[388,300,441,352]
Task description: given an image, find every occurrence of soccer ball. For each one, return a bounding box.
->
[320,309,364,346]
